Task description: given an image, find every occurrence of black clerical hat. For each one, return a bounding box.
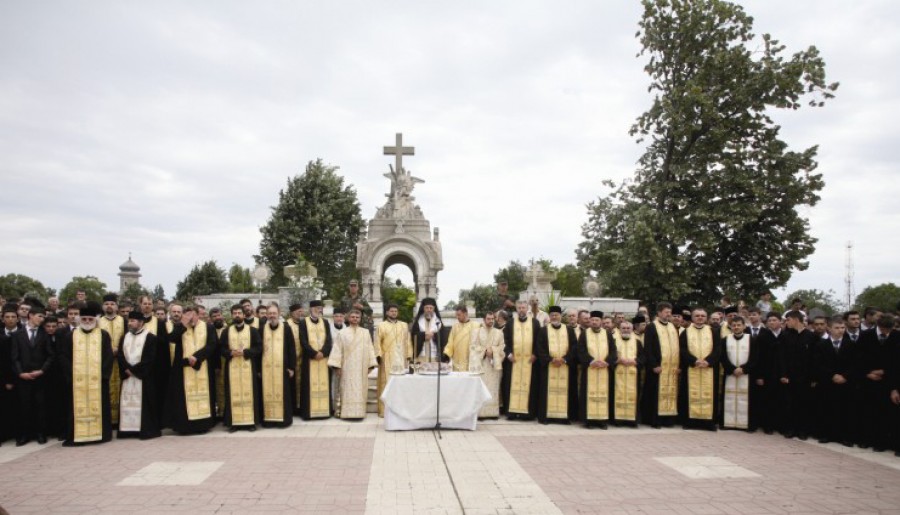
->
[102,293,118,303]
[548,306,562,314]
[421,298,437,308]
[590,311,604,318]
[632,315,646,324]
[333,307,346,315]
[128,311,145,321]
[724,306,738,315]
[309,300,323,308]
[80,301,102,317]
[289,303,303,313]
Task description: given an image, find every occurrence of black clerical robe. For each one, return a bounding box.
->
[812,334,854,444]
[502,316,542,420]
[165,323,216,434]
[855,329,897,450]
[117,330,160,439]
[0,329,17,443]
[260,322,297,428]
[679,325,721,430]
[144,315,170,428]
[577,329,618,426]
[776,327,816,438]
[535,324,577,424]
[221,324,263,427]
[58,328,114,446]
[641,320,681,427]
[298,318,333,420]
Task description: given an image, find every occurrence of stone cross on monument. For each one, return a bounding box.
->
[383,132,414,173]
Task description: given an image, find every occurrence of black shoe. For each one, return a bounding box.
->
[763,429,774,435]
[798,434,808,441]
[841,441,854,447]
[16,438,28,447]
[248,426,256,432]
[651,423,661,429]
[895,450,900,457]
[818,438,830,444]
[873,447,886,452]
[858,443,871,449]
[783,432,796,439]
[228,426,239,433]
[598,423,608,430]
[36,434,47,445]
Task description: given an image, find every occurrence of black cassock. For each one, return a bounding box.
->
[535,325,577,424]
[0,330,16,444]
[678,326,722,430]
[577,329,619,426]
[220,324,263,427]
[297,319,333,420]
[855,328,897,450]
[776,327,816,438]
[812,334,855,444]
[165,323,216,435]
[747,326,773,432]
[640,321,680,427]
[117,331,161,440]
[58,328,114,446]
[501,317,542,420]
[146,315,169,428]
[260,323,297,428]
[9,327,54,440]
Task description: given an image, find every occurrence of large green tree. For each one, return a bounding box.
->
[493,261,528,299]
[0,273,54,302]
[381,277,417,323]
[175,261,229,301]
[854,283,900,313]
[256,159,364,302]
[577,0,838,306]
[458,284,496,317]
[552,264,586,297]
[121,283,150,303]
[59,276,107,303]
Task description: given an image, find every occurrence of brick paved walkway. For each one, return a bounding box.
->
[1,417,898,514]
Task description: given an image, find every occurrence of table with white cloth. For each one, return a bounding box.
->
[380,372,491,431]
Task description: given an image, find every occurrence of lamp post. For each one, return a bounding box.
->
[251,264,271,306]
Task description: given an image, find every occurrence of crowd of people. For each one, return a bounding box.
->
[1,282,898,460]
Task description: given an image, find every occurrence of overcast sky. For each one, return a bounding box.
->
[1,1,897,307]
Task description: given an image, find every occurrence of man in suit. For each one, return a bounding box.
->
[813,316,855,446]
[10,299,54,445]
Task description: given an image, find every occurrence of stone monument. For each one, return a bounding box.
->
[355,133,443,305]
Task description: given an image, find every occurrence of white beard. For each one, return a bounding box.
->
[80,321,97,331]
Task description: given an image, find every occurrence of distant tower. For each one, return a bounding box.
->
[119,253,142,293]
[844,241,855,310]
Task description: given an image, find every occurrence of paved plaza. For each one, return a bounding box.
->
[1,416,899,514]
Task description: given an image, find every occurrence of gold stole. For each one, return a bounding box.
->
[247,318,260,330]
[215,326,227,417]
[585,330,611,421]
[182,324,212,420]
[167,320,175,365]
[545,326,570,419]
[305,318,330,418]
[287,319,303,409]
[447,322,473,371]
[144,315,158,337]
[508,318,534,414]
[614,334,638,421]
[72,329,103,443]
[98,315,124,424]
[686,325,714,420]
[227,326,255,425]
[262,323,285,422]
[655,321,680,416]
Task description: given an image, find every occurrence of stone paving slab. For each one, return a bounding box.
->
[1,416,899,514]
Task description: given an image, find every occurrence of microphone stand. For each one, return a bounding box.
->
[432,324,443,439]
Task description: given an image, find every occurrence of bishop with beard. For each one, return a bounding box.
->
[58,301,114,446]
[298,300,334,420]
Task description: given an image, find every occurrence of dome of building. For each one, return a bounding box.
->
[119,253,140,272]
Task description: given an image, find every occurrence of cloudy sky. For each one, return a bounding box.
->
[1,1,897,307]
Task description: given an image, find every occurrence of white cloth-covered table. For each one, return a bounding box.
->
[381,373,491,431]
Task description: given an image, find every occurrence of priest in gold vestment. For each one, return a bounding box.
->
[471,311,505,419]
[375,304,411,417]
[612,320,642,427]
[502,301,541,420]
[298,302,334,420]
[679,308,721,431]
[260,304,296,428]
[165,307,216,435]
[58,301,113,446]
[442,306,476,371]
[328,310,377,419]
[98,294,125,428]
[641,302,682,428]
[221,305,263,432]
[578,311,617,428]
[536,306,576,424]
